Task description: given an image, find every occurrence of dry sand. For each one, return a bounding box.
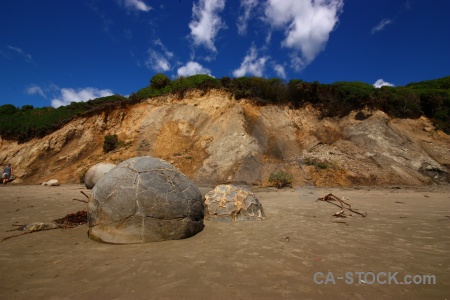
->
[0,184,449,300]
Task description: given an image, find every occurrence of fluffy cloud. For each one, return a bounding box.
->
[121,0,152,12]
[145,50,171,72]
[145,40,174,72]
[233,46,269,77]
[26,85,46,98]
[237,0,258,35]
[177,61,211,77]
[288,54,305,72]
[264,0,343,67]
[371,19,393,34]
[189,0,226,52]
[373,79,394,88]
[51,87,113,108]
[273,64,287,79]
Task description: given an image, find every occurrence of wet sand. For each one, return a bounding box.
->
[0,184,449,299]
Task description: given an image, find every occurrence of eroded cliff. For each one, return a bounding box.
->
[1,90,449,186]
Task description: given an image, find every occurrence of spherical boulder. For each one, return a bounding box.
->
[88,156,204,244]
[84,163,116,189]
[204,185,265,221]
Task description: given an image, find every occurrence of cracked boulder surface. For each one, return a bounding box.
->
[88,156,204,244]
[204,185,265,221]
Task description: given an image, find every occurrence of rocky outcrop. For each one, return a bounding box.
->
[87,156,204,244]
[0,90,449,186]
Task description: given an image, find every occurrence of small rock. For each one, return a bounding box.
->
[42,179,60,186]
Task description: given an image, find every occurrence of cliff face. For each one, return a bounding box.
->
[1,90,449,186]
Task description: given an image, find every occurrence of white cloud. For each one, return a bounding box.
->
[51,87,113,108]
[373,79,394,88]
[233,46,269,77]
[371,18,393,34]
[7,46,32,60]
[177,61,211,77]
[289,54,305,72]
[264,0,343,67]
[237,0,258,35]
[145,50,171,72]
[2,45,34,63]
[189,0,226,52]
[122,0,152,12]
[154,39,174,59]
[25,85,46,98]
[274,64,286,79]
[145,40,174,72]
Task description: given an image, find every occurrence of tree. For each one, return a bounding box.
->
[21,105,34,112]
[150,73,171,89]
[0,104,18,115]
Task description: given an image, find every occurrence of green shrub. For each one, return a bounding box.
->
[103,134,119,153]
[21,105,34,111]
[220,76,231,88]
[304,158,328,169]
[170,74,220,91]
[269,171,293,189]
[317,162,328,169]
[287,80,324,107]
[382,87,422,118]
[0,104,19,115]
[150,73,171,89]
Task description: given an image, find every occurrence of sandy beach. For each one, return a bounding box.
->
[0,184,449,300]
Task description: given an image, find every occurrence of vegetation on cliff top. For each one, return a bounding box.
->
[1,75,449,142]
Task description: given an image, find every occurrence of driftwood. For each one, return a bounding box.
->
[73,191,90,203]
[2,225,60,242]
[1,209,87,243]
[333,220,349,226]
[72,199,88,203]
[317,193,367,218]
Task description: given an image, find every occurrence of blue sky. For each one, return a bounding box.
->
[1,0,449,108]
